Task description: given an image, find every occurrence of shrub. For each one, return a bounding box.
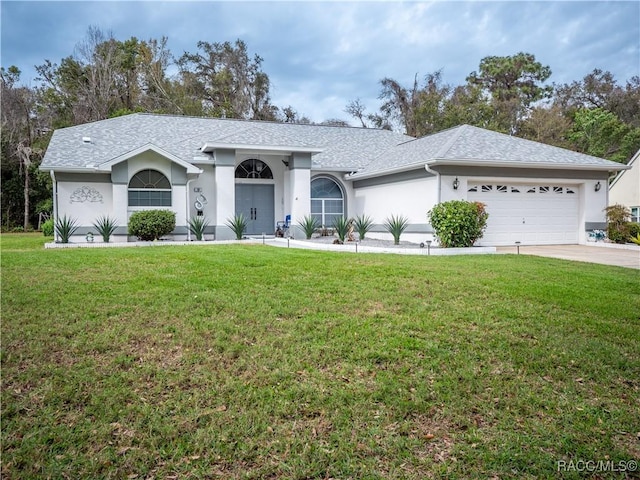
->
[128,210,176,241]
[332,216,350,243]
[354,214,373,240]
[429,200,489,248]
[55,215,79,243]
[188,215,209,241]
[225,213,247,240]
[42,218,54,237]
[604,204,630,244]
[298,215,319,239]
[383,214,409,245]
[93,215,118,242]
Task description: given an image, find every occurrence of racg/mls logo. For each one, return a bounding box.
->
[557,459,638,474]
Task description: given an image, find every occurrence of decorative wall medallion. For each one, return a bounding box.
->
[70,186,103,203]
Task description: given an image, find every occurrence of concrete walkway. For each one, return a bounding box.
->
[497,244,640,269]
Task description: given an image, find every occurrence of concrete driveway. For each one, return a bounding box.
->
[497,244,640,269]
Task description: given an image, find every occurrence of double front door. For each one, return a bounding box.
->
[235,184,275,235]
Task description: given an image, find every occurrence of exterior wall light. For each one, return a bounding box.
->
[453,177,460,190]
[594,181,601,192]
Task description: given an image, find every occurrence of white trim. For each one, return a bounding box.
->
[94,144,202,174]
[426,158,630,171]
[609,149,639,189]
[201,142,323,155]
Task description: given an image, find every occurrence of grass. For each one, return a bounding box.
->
[2,233,639,479]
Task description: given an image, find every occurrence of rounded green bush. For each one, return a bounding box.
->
[41,218,54,237]
[428,200,489,248]
[128,210,176,241]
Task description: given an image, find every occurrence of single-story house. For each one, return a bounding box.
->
[40,113,628,246]
[609,149,640,223]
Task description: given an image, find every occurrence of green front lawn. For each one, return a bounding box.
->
[2,234,639,479]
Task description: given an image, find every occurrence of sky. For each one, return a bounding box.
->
[1,0,639,124]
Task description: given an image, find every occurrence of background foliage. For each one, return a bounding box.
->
[2,28,638,230]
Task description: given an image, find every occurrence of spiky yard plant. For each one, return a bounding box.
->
[354,214,373,240]
[225,213,247,240]
[93,215,118,243]
[384,214,409,245]
[55,215,79,243]
[332,216,350,243]
[188,216,209,241]
[298,215,319,240]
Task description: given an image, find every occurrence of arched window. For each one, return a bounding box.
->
[128,169,171,206]
[311,177,344,227]
[235,159,273,179]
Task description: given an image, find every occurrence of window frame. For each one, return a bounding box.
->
[310,176,345,227]
[128,169,172,207]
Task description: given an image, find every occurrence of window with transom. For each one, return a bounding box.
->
[311,177,344,227]
[128,169,171,206]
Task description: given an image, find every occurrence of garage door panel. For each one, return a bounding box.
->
[468,183,579,246]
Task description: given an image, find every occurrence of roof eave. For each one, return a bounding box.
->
[345,163,426,181]
[201,142,323,155]
[426,158,630,172]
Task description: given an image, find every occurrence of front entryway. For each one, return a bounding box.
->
[235,184,275,235]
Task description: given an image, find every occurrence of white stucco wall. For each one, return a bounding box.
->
[57,182,113,226]
[609,157,640,209]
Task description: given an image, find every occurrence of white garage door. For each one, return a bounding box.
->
[468,183,580,246]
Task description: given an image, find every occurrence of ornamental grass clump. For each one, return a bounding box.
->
[383,214,409,245]
[354,214,373,240]
[332,216,350,243]
[54,215,79,243]
[93,215,118,242]
[128,210,176,241]
[298,215,319,239]
[188,216,209,241]
[429,200,488,247]
[225,213,247,240]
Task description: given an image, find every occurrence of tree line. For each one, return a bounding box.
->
[2,27,638,230]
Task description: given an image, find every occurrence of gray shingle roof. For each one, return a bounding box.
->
[41,114,625,175]
[353,124,626,178]
[40,113,411,171]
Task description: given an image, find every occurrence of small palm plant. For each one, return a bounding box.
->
[93,215,118,242]
[225,213,247,240]
[188,215,209,241]
[332,216,350,243]
[55,215,79,243]
[384,214,409,245]
[298,215,319,239]
[354,214,373,240]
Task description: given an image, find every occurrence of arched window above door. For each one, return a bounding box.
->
[235,159,273,179]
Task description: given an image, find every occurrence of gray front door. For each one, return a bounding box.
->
[235,184,275,235]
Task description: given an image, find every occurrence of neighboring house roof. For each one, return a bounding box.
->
[41,113,628,177]
[349,125,629,179]
[40,113,412,172]
[608,149,640,207]
[609,148,639,188]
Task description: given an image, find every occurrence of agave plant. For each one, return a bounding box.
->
[383,214,409,245]
[55,215,79,243]
[297,215,319,239]
[332,216,350,243]
[92,215,118,242]
[188,215,209,241]
[225,213,247,240]
[354,214,373,240]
